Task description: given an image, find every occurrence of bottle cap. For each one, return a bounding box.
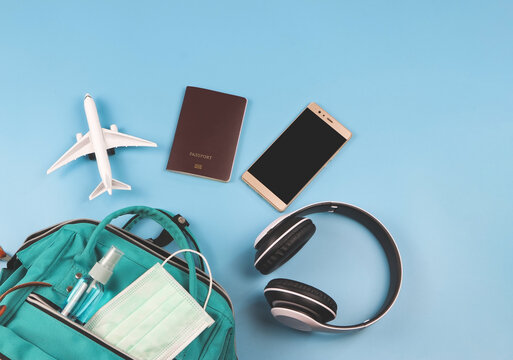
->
[89,246,124,285]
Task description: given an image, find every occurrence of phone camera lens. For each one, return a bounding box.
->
[318,111,321,114]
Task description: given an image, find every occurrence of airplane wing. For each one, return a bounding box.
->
[47,133,93,174]
[102,128,157,149]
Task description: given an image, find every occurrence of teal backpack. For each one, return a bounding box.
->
[0,206,237,360]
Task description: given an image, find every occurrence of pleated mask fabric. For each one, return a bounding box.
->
[85,250,214,360]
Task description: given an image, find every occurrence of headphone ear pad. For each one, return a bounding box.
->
[265,278,338,323]
[254,217,316,275]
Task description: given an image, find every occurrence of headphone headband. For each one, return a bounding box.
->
[257,201,402,332]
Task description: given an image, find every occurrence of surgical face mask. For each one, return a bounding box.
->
[85,250,214,360]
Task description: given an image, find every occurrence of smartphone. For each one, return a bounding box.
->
[242,103,351,211]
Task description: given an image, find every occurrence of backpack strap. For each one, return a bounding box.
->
[76,206,200,300]
[122,210,205,271]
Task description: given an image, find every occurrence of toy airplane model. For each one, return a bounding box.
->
[47,94,157,200]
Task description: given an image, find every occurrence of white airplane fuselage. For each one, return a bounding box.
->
[84,94,113,195]
[47,93,156,199]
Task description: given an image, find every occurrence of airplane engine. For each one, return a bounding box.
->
[110,124,118,132]
[76,133,83,141]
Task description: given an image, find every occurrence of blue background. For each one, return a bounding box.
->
[1,1,512,359]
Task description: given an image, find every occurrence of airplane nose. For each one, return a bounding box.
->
[84,93,92,99]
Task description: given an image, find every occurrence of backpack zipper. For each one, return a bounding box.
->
[26,293,134,360]
[18,219,235,313]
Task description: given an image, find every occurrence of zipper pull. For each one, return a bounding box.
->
[0,246,11,262]
[0,282,52,317]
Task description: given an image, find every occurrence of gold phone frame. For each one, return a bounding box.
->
[242,102,352,212]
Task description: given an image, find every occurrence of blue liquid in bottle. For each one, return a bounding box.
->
[61,246,123,324]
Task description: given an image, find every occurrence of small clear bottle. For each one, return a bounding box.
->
[61,246,123,324]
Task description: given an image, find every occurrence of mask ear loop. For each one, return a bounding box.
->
[161,249,213,310]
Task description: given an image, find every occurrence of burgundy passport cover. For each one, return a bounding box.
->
[166,87,247,182]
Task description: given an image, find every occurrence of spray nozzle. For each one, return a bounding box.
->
[89,246,124,285]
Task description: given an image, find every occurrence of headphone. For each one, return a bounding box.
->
[253,201,402,333]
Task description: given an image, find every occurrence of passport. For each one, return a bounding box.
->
[166,87,247,182]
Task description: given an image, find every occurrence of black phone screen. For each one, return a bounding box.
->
[247,108,347,204]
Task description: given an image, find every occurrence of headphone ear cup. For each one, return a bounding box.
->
[254,217,315,275]
[265,278,338,323]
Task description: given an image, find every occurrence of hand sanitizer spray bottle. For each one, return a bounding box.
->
[61,246,123,324]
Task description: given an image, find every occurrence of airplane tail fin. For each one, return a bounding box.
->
[111,179,131,191]
[89,182,107,200]
[89,179,131,200]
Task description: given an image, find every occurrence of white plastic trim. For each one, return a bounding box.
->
[264,287,337,318]
[254,218,309,266]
